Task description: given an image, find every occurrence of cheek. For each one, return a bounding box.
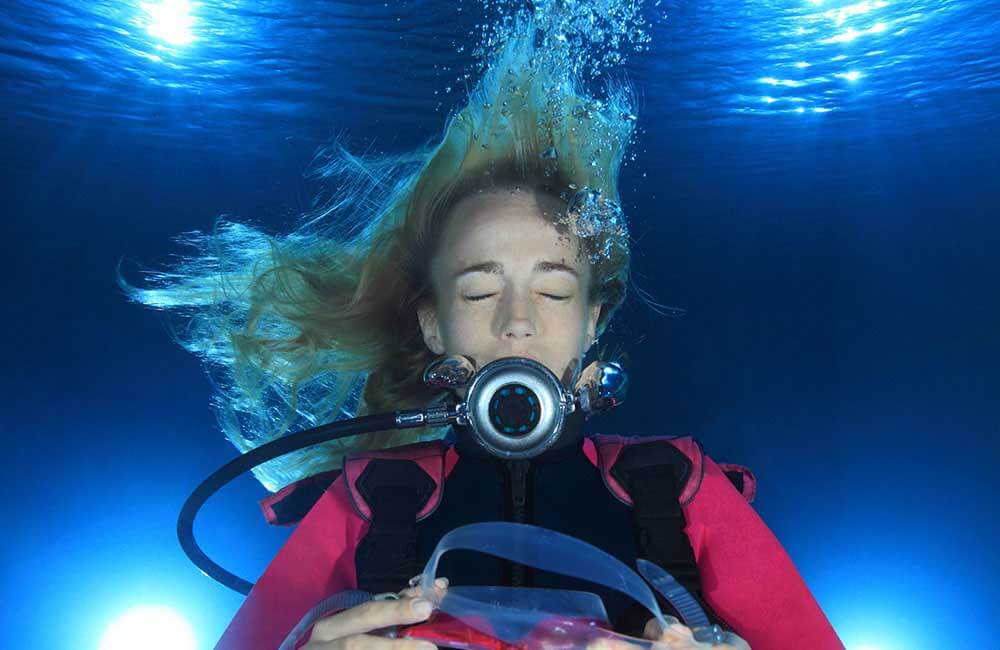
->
[440,303,490,346]
[541,310,591,356]
[555,303,592,337]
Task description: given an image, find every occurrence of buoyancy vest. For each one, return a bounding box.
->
[217,434,844,650]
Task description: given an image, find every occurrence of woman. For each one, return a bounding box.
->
[122,22,842,650]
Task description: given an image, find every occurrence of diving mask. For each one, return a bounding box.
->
[280,522,748,650]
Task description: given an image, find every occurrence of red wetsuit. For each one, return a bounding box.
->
[216,435,844,650]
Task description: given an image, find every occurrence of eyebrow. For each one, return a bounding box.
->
[454,261,580,280]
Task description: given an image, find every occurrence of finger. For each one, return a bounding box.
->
[398,577,449,599]
[398,577,449,598]
[642,616,683,640]
[651,622,698,649]
[309,597,435,642]
[309,633,437,650]
[586,636,646,650]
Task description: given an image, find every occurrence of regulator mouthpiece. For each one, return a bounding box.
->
[424,355,628,459]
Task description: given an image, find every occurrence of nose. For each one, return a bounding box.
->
[499,290,536,340]
[503,323,534,339]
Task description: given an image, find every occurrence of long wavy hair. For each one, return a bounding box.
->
[119,24,644,492]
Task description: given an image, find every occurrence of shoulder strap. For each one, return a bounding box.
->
[258,441,453,527]
[353,458,435,593]
[718,463,757,503]
[346,441,451,594]
[592,435,738,632]
[259,469,342,527]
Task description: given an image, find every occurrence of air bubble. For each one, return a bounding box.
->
[559,187,629,264]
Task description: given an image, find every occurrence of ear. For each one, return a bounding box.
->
[585,302,602,342]
[417,301,446,355]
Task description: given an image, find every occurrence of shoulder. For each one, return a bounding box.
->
[258,469,343,527]
[586,434,756,505]
[258,439,453,527]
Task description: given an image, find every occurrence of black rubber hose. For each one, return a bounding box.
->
[177,412,401,594]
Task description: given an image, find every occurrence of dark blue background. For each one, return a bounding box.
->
[3,1,997,648]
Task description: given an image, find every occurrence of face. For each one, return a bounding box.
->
[417,186,602,395]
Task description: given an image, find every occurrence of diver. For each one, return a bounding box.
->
[121,19,844,650]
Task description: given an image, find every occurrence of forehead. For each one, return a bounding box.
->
[436,188,584,268]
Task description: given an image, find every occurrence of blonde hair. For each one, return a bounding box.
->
[119,23,641,492]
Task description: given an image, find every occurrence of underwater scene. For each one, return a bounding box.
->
[3,0,998,648]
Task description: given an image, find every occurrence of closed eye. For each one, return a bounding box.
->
[464,293,570,302]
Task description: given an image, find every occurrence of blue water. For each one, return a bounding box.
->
[3,1,998,649]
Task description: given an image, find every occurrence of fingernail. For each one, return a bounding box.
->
[434,577,449,588]
[412,598,432,617]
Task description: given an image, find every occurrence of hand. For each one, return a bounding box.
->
[585,616,751,650]
[640,616,751,650]
[300,577,449,650]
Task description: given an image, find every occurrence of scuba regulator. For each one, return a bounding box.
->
[177,355,628,594]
